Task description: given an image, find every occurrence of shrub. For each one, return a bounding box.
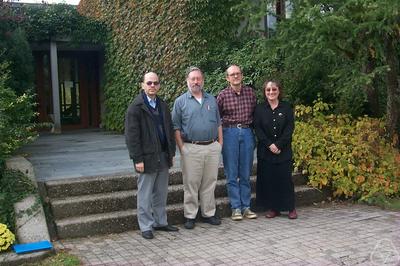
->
[0,28,34,95]
[0,62,38,231]
[203,38,280,98]
[293,99,400,202]
[0,62,37,169]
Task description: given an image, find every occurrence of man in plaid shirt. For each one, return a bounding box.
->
[217,65,258,221]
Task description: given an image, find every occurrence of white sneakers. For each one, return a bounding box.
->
[231,208,258,221]
[243,208,258,219]
[231,209,243,221]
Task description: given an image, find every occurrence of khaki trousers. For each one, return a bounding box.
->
[181,141,222,219]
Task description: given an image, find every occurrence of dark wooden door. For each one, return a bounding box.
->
[34,51,100,130]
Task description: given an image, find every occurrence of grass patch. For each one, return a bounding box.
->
[22,251,81,266]
[368,195,400,211]
[375,198,400,210]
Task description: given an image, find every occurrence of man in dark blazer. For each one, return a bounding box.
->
[125,72,178,239]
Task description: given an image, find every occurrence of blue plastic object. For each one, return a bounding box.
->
[13,240,53,254]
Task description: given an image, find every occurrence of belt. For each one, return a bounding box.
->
[224,123,250,129]
[184,139,216,145]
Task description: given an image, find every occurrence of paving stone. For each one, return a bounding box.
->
[51,204,400,265]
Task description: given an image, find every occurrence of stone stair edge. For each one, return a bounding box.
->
[50,178,247,219]
[51,189,135,204]
[44,168,305,187]
[53,186,325,239]
[49,176,263,218]
[44,167,223,186]
[54,186,322,226]
[55,203,187,228]
[48,175,308,219]
[50,177,239,202]
[55,199,229,227]
[44,172,137,186]
[45,170,306,199]
[43,168,224,198]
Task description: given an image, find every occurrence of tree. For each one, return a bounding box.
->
[236,0,400,141]
[0,0,34,94]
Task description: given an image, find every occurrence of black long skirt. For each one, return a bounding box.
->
[256,159,295,212]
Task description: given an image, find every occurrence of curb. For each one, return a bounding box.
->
[0,156,53,265]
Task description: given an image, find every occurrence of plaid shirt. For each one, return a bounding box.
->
[217,85,256,127]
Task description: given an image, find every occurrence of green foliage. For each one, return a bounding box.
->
[0,28,34,95]
[1,2,33,95]
[368,195,400,211]
[1,3,106,93]
[78,0,242,131]
[22,4,106,44]
[0,62,37,170]
[0,169,37,232]
[204,38,280,98]
[293,99,400,201]
[188,0,243,70]
[0,5,39,233]
[274,0,398,115]
[230,0,400,135]
[21,251,81,266]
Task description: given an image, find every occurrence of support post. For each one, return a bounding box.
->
[50,41,61,133]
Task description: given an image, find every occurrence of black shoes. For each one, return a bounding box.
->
[142,225,179,239]
[184,218,196,229]
[153,224,179,232]
[202,216,221,225]
[184,216,221,229]
[141,230,154,239]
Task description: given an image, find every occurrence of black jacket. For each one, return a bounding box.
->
[125,91,176,173]
[253,101,294,163]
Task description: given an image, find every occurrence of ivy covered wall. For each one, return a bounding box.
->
[78,0,241,131]
[22,3,106,44]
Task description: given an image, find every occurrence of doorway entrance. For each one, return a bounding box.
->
[34,51,101,130]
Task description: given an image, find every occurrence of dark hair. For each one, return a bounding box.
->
[186,66,203,78]
[263,80,283,100]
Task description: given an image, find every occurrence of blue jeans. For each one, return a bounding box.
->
[222,127,255,210]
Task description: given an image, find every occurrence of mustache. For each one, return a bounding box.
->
[189,84,203,91]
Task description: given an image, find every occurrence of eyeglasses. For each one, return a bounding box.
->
[228,72,242,77]
[145,81,160,86]
[265,88,278,92]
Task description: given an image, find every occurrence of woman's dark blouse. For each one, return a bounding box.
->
[253,101,294,163]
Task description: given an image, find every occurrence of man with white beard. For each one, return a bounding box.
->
[172,66,223,229]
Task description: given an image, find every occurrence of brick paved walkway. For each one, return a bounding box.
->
[54,204,400,266]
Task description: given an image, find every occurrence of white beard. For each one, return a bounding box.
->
[188,84,203,94]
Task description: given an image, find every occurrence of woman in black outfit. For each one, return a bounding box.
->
[253,80,297,219]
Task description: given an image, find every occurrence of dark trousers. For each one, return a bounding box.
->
[256,159,295,211]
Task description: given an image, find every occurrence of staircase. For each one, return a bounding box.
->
[39,166,327,239]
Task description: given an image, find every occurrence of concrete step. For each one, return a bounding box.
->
[55,209,137,239]
[49,174,308,220]
[44,174,136,199]
[49,173,308,220]
[44,168,228,198]
[50,177,250,219]
[54,185,324,239]
[50,190,136,219]
[44,166,306,199]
